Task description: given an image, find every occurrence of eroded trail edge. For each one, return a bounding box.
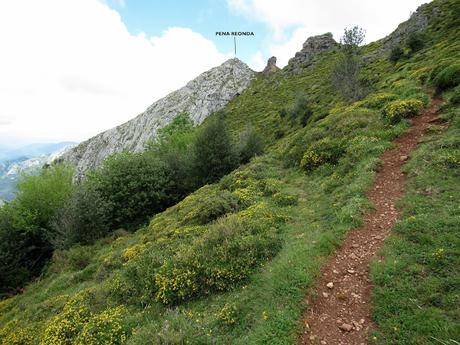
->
[298,98,443,345]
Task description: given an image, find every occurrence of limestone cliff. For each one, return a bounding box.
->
[61,58,255,178]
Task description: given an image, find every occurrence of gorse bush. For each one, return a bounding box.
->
[382,99,424,123]
[432,63,460,91]
[300,138,345,171]
[155,206,284,305]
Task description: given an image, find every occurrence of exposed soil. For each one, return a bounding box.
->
[298,98,443,345]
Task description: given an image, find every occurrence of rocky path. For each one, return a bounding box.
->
[298,98,443,345]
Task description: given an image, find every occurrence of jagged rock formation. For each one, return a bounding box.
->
[364,3,441,62]
[263,56,280,76]
[286,33,337,73]
[61,58,255,178]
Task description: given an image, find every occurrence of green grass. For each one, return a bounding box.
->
[370,103,460,345]
[1,0,460,343]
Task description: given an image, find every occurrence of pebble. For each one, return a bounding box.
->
[322,292,329,298]
[339,323,353,332]
[326,282,334,289]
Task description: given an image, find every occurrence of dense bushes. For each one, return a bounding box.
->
[0,113,265,294]
[382,99,424,123]
[279,94,314,127]
[52,184,111,249]
[155,205,284,305]
[432,63,460,91]
[89,152,172,230]
[300,138,345,171]
[0,165,73,294]
[192,114,239,185]
[450,85,460,105]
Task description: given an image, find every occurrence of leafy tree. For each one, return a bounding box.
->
[389,45,404,63]
[406,32,425,53]
[51,183,111,249]
[146,113,197,200]
[192,113,239,185]
[331,26,367,101]
[89,152,172,230]
[0,164,74,294]
[238,126,264,164]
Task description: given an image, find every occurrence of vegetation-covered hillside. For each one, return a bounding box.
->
[0,0,459,344]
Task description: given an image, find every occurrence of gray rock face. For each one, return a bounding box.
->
[364,3,441,62]
[263,56,279,76]
[287,33,337,73]
[61,58,255,178]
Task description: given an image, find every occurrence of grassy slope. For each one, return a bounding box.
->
[0,1,459,344]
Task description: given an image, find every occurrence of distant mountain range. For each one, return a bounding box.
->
[0,142,76,203]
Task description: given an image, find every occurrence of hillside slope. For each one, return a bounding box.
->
[0,0,459,344]
[61,58,255,178]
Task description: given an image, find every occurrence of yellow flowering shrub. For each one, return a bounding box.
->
[0,320,35,345]
[122,244,147,261]
[155,264,199,304]
[382,99,424,123]
[300,138,345,171]
[358,92,398,109]
[216,303,238,325]
[273,192,298,206]
[40,291,92,345]
[75,306,128,345]
[154,208,284,305]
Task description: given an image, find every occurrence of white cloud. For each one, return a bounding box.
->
[249,51,266,71]
[0,0,229,143]
[228,0,430,66]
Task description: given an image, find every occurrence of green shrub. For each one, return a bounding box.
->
[0,165,74,294]
[432,64,460,91]
[238,126,265,164]
[389,45,404,63]
[89,152,172,230]
[75,306,128,345]
[192,114,239,185]
[406,31,425,53]
[155,208,283,304]
[359,92,398,109]
[300,138,345,171]
[280,95,313,127]
[273,192,298,206]
[180,186,241,225]
[382,99,424,123]
[450,85,460,105]
[52,183,111,249]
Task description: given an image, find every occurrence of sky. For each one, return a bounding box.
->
[0,0,429,146]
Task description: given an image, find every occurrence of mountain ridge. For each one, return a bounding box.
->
[61,58,255,178]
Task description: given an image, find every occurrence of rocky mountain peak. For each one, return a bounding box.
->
[61,58,255,179]
[286,33,337,73]
[263,56,280,76]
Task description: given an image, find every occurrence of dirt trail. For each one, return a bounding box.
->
[298,98,443,345]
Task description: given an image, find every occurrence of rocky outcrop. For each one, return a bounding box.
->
[262,56,279,76]
[61,58,255,178]
[364,3,441,62]
[286,33,337,73]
